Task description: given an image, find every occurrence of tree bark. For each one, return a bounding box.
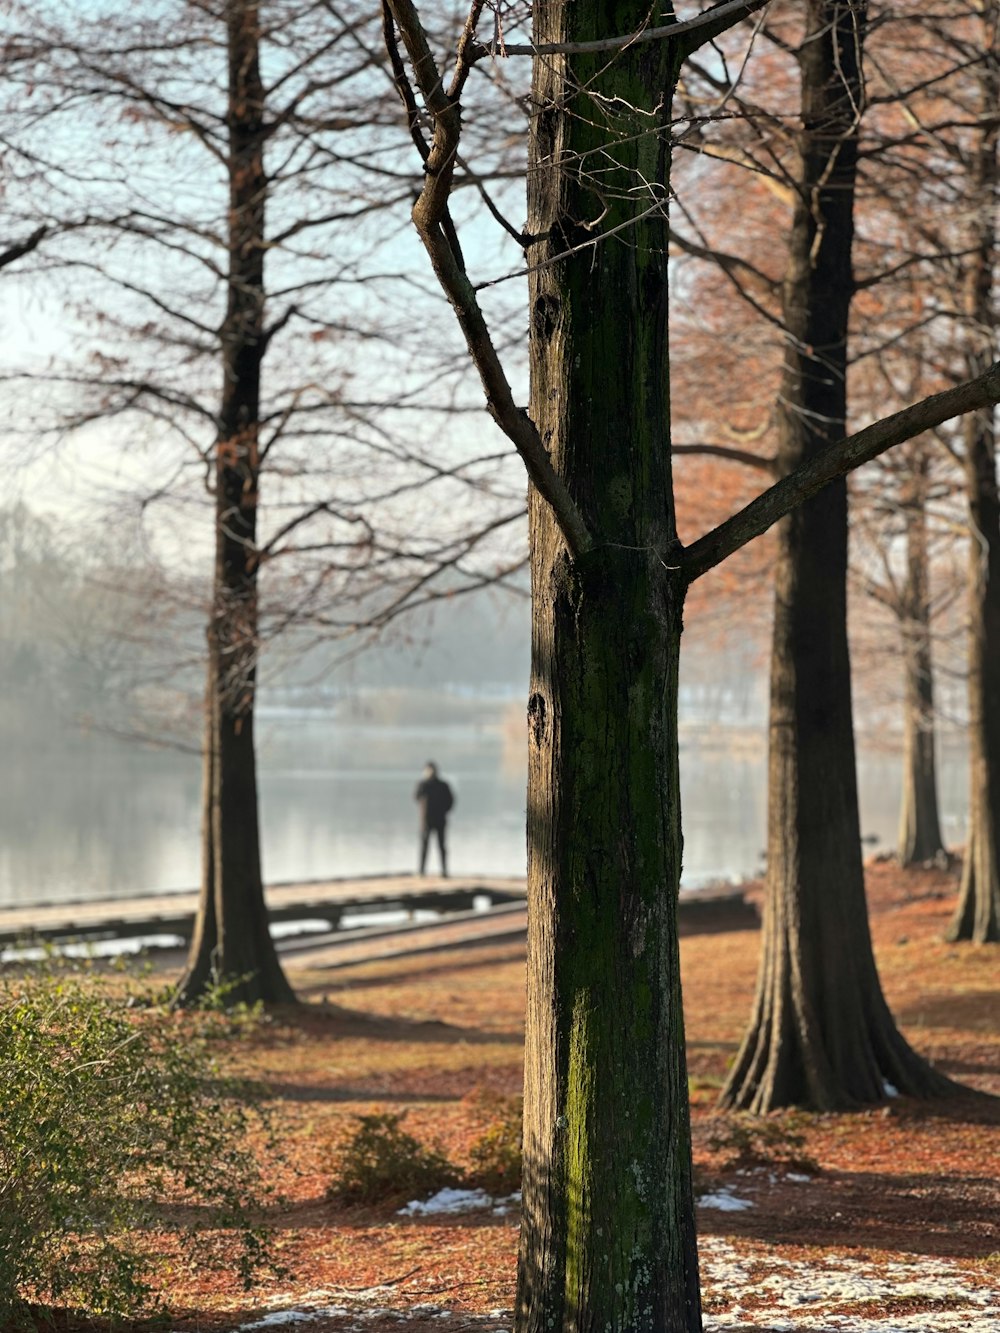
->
[515,6,701,1329]
[721,0,950,1113]
[175,0,295,1007]
[897,448,946,867]
[948,3,1000,945]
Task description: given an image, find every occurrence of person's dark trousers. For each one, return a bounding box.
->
[419,823,447,876]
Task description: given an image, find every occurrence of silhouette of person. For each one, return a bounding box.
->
[414,761,454,876]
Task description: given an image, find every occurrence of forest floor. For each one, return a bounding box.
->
[69,861,1000,1331]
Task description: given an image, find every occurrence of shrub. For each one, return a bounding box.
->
[464,1089,522,1194]
[327,1112,461,1204]
[0,966,277,1326]
[706,1112,820,1174]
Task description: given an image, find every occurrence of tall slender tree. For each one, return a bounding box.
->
[720,0,954,1113]
[178,0,294,1004]
[892,443,947,866]
[850,438,951,867]
[948,0,1000,944]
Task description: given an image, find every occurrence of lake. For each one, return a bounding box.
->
[0,706,971,908]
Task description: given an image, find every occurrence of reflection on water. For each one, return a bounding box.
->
[0,710,971,908]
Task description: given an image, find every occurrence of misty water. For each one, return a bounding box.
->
[0,701,972,911]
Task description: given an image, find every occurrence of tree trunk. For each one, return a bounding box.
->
[897,448,946,867]
[516,8,700,1330]
[721,0,949,1113]
[948,5,1000,945]
[175,0,295,1007]
[952,408,1000,938]
[176,659,221,1000]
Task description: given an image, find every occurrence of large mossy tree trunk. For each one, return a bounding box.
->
[515,6,700,1330]
[175,0,295,1007]
[897,448,946,867]
[949,5,1000,945]
[721,0,949,1112]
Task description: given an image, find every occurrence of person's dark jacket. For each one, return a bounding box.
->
[415,776,454,829]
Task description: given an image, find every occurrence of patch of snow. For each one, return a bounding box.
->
[698,1188,754,1212]
[227,1312,349,1330]
[883,1080,900,1098]
[699,1236,999,1331]
[398,1187,495,1215]
[786,1171,812,1182]
[399,1188,520,1217]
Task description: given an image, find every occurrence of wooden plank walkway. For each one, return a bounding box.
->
[0,874,527,948]
[280,900,530,970]
[284,882,758,972]
[0,874,757,965]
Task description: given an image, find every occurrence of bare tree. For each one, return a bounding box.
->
[658,0,957,1111]
[2,0,531,1003]
[834,0,1000,937]
[849,434,960,866]
[947,0,1000,943]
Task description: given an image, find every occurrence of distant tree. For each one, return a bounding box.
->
[668,0,965,856]
[857,0,1000,939]
[379,0,1000,1324]
[850,435,957,866]
[948,0,1000,943]
[895,447,947,864]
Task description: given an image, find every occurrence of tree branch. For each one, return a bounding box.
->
[668,224,779,297]
[471,0,772,62]
[672,442,777,473]
[383,0,593,559]
[682,363,1000,581]
[0,225,48,271]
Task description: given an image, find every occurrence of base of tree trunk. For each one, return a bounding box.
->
[945,829,1000,944]
[720,856,957,1113]
[720,977,955,1114]
[173,968,297,1009]
[174,943,298,1008]
[897,775,946,866]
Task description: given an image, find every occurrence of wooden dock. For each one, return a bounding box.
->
[0,874,527,949]
[281,881,758,970]
[0,874,757,967]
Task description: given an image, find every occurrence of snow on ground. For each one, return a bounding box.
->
[397,1189,521,1217]
[206,1238,998,1333]
[699,1236,999,1331]
[699,1188,755,1211]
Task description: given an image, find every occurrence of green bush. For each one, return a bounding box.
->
[465,1089,522,1194]
[706,1112,820,1174]
[327,1112,461,1204]
[0,966,277,1326]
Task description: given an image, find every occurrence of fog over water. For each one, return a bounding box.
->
[0,704,970,909]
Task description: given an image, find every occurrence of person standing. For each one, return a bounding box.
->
[414,761,454,876]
